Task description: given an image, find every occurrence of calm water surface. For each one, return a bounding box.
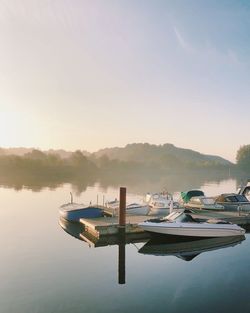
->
[1,179,250,313]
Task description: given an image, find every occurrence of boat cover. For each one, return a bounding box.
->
[181,190,205,203]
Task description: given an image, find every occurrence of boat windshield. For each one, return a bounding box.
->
[202,197,216,205]
[225,195,248,203]
[236,195,249,202]
[168,212,195,223]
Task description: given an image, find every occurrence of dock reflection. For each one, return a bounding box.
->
[59,217,149,284]
[138,234,245,261]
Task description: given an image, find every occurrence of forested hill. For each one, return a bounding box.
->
[0,147,90,158]
[93,143,232,166]
[0,143,233,169]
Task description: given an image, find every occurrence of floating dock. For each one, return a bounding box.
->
[80,214,151,238]
[78,210,250,241]
[80,212,250,239]
[63,187,250,247]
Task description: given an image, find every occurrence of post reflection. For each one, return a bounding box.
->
[118,228,126,284]
[59,216,246,288]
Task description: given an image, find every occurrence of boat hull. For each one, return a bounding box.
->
[216,202,250,212]
[107,203,150,216]
[139,222,245,237]
[126,205,150,215]
[59,204,103,222]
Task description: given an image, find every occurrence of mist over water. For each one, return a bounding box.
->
[0,167,241,194]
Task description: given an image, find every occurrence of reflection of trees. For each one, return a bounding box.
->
[71,176,96,195]
[0,173,63,191]
[97,168,232,195]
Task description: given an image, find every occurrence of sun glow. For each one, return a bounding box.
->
[0,111,36,148]
[0,112,17,147]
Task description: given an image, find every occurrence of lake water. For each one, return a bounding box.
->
[1,178,250,313]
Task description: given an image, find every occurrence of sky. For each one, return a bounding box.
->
[0,0,250,162]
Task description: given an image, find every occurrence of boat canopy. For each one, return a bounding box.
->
[216,193,248,203]
[181,190,205,203]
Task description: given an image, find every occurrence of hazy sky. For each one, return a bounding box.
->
[1,0,250,161]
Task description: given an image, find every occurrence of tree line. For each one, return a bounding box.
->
[1,148,247,192]
[0,148,235,179]
[236,145,250,171]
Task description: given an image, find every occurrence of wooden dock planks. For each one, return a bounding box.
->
[80,215,150,238]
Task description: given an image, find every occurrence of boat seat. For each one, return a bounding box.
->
[206,219,229,224]
[146,218,169,223]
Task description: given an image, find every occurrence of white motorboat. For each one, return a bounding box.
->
[184,196,224,211]
[106,199,150,216]
[145,192,179,215]
[138,211,245,237]
[106,199,120,210]
[126,203,150,215]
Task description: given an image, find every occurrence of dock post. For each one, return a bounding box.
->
[119,187,126,228]
[118,187,126,284]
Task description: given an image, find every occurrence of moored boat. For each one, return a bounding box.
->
[145,192,179,215]
[184,196,224,211]
[106,199,150,216]
[59,193,103,222]
[180,189,204,204]
[138,211,245,237]
[215,193,250,212]
[59,203,104,221]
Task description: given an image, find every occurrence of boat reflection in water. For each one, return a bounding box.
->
[59,217,87,242]
[138,234,245,261]
[59,217,245,281]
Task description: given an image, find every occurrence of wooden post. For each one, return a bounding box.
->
[119,187,126,227]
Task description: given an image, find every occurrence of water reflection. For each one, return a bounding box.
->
[138,235,245,261]
[118,228,126,285]
[60,217,129,284]
[59,217,150,247]
[59,217,86,242]
[59,215,245,288]
[0,169,240,194]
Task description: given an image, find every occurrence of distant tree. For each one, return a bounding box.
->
[160,154,183,168]
[96,155,110,168]
[236,145,250,169]
[24,149,46,160]
[69,150,88,167]
[68,150,97,176]
[0,148,5,155]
